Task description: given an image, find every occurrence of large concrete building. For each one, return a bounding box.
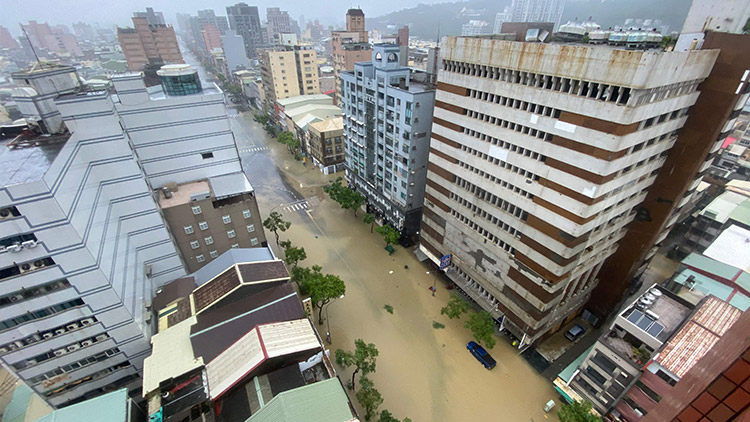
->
[418,36,718,346]
[259,45,319,112]
[117,11,183,71]
[308,118,345,174]
[510,0,567,30]
[266,7,294,44]
[11,64,81,134]
[226,2,264,59]
[158,174,266,273]
[0,68,185,408]
[341,44,436,242]
[221,29,249,73]
[331,8,371,105]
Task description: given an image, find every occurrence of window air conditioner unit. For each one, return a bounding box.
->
[81,340,93,347]
[7,244,22,253]
[42,332,54,339]
[55,328,66,335]
[21,240,37,249]
[0,347,7,354]
[66,323,79,331]
[54,349,68,356]
[9,294,23,302]
[80,318,95,326]
[67,344,80,352]
[95,334,108,342]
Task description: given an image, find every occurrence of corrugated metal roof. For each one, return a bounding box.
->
[558,345,594,383]
[193,248,275,286]
[681,253,740,282]
[209,172,254,199]
[656,296,742,379]
[143,316,204,396]
[245,378,354,422]
[35,389,128,422]
[699,191,747,223]
[206,319,320,400]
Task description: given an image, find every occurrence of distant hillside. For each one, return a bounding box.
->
[367,0,691,40]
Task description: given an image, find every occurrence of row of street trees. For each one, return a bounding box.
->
[440,295,497,349]
[336,339,412,421]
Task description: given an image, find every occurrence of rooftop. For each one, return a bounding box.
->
[245,378,355,422]
[655,296,742,379]
[36,388,128,422]
[0,133,69,187]
[699,191,750,224]
[672,268,750,311]
[309,117,343,133]
[158,173,253,208]
[143,315,204,396]
[277,94,333,107]
[703,225,750,273]
[681,252,744,282]
[205,319,321,400]
[617,286,691,342]
[193,247,276,286]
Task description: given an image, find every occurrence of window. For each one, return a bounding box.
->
[243,209,251,219]
[209,250,219,258]
[247,224,255,232]
[204,236,214,245]
[199,221,208,231]
[585,366,607,386]
[635,381,662,402]
[192,205,202,215]
[190,241,200,249]
[184,225,194,234]
[227,230,236,238]
[201,152,214,159]
[655,370,677,386]
[196,255,205,263]
[231,243,240,248]
[222,215,231,224]
[251,238,259,246]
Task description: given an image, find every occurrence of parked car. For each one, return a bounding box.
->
[565,324,587,342]
[467,341,496,369]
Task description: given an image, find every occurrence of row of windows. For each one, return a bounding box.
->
[189,227,251,249]
[465,109,552,142]
[28,348,123,386]
[444,59,635,104]
[449,191,522,238]
[449,208,515,254]
[1,299,84,331]
[457,147,540,182]
[13,333,110,370]
[0,316,98,356]
[0,279,70,309]
[195,238,258,262]
[43,359,131,399]
[462,127,547,163]
[190,207,253,220]
[468,88,559,118]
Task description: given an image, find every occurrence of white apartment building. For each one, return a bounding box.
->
[510,0,567,30]
[419,36,718,345]
[0,74,185,407]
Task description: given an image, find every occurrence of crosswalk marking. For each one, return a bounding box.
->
[281,199,310,213]
[239,147,268,153]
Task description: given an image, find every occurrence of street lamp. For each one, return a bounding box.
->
[325,294,345,344]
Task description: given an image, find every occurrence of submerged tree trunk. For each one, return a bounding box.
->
[350,367,360,390]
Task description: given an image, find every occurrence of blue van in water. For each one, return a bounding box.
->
[467,341,496,369]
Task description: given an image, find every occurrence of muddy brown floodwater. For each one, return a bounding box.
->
[242,116,561,421]
[268,198,561,422]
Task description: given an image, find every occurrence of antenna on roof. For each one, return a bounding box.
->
[436,23,440,45]
[20,24,42,68]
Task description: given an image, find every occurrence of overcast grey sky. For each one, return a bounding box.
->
[2,0,434,34]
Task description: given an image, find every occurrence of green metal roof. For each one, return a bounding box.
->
[245,378,354,422]
[681,253,740,281]
[558,345,594,383]
[3,384,33,422]
[728,199,750,226]
[34,389,128,422]
[673,268,750,311]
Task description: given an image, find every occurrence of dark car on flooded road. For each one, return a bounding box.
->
[467,341,496,369]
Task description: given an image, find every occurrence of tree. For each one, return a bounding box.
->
[441,294,471,319]
[280,240,306,270]
[355,377,383,421]
[277,131,299,155]
[263,211,291,246]
[363,213,376,233]
[335,339,379,390]
[465,310,496,349]
[375,224,400,247]
[324,177,365,216]
[291,264,322,289]
[558,400,601,422]
[302,270,346,323]
[660,35,677,49]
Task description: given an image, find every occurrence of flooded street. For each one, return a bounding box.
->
[233,114,561,421]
